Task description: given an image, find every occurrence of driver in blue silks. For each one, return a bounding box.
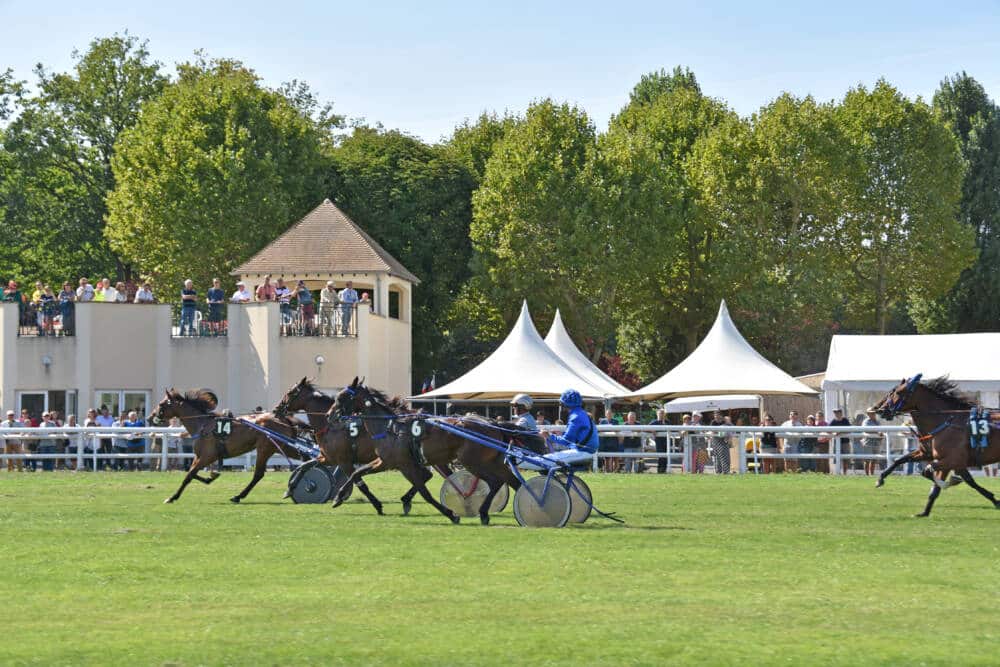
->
[539,389,599,467]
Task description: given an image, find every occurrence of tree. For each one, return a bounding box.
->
[106,57,330,291]
[469,99,615,359]
[628,66,700,107]
[444,112,518,185]
[0,34,166,285]
[327,127,476,388]
[835,80,975,334]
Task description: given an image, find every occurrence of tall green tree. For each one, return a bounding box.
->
[327,127,476,388]
[1,34,166,285]
[444,112,518,185]
[925,73,1000,331]
[835,80,974,334]
[106,57,331,291]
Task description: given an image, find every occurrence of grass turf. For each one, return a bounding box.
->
[2,472,1000,666]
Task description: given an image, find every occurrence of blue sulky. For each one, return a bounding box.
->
[425,417,623,527]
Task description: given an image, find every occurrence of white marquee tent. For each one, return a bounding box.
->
[623,300,817,401]
[415,301,609,400]
[544,309,628,397]
[822,333,1000,419]
[662,394,760,413]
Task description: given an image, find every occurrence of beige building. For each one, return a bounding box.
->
[0,200,415,418]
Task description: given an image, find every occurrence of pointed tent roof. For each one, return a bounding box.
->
[544,309,628,396]
[232,199,420,283]
[624,300,817,401]
[416,301,610,400]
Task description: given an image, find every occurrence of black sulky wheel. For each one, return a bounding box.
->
[289,465,336,504]
[513,474,570,528]
[558,473,593,524]
[439,470,509,517]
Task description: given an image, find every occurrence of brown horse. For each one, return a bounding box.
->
[274,377,446,515]
[872,375,1000,517]
[330,378,542,525]
[150,389,302,504]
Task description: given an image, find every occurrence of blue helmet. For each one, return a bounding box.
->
[560,388,582,408]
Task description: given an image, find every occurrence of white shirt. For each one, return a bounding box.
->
[781,420,803,450]
[100,287,118,302]
[134,288,155,303]
[76,285,94,301]
[320,288,339,305]
[230,288,252,303]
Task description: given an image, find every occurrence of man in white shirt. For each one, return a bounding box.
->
[781,411,803,473]
[1,409,24,472]
[76,278,95,302]
[338,281,359,335]
[319,281,339,335]
[96,278,118,302]
[134,283,156,303]
[230,281,252,304]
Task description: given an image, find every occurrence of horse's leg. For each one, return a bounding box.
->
[917,469,949,517]
[352,470,385,515]
[231,445,271,504]
[955,469,1000,509]
[877,449,924,488]
[332,459,382,508]
[400,462,460,524]
[165,456,209,503]
[400,467,437,516]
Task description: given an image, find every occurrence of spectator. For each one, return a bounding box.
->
[829,408,852,474]
[295,280,315,335]
[206,278,225,335]
[319,281,339,335]
[76,278,94,302]
[861,409,881,477]
[122,278,138,303]
[799,414,818,472]
[597,409,621,473]
[709,410,731,474]
[20,408,38,471]
[39,285,56,336]
[230,281,252,304]
[4,281,25,330]
[180,279,197,336]
[760,413,779,474]
[255,274,276,302]
[690,412,708,474]
[275,278,292,333]
[622,411,643,473]
[64,414,80,470]
[124,411,146,471]
[111,413,128,471]
[648,408,670,474]
[114,281,128,302]
[95,405,115,470]
[82,408,99,471]
[360,291,373,312]
[58,282,76,335]
[38,411,59,471]
[814,411,830,473]
[1,409,24,472]
[781,411,803,473]
[134,282,156,303]
[339,281,359,335]
[94,278,118,302]
[31,281,45,334]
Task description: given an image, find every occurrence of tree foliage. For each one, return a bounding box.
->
[106,57,330,291]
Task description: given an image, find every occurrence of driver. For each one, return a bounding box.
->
[540,389,599,467]
[510,393,537,431]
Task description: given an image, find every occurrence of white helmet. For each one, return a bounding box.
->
[510,393,533,409]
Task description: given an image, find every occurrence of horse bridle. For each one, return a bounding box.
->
[879,373,922,420]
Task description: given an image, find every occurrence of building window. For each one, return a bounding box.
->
[388,289,400,320]
[94,390,149,418]
[16,390,78,421]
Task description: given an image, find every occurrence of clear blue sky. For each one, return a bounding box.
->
[2,0,999,142]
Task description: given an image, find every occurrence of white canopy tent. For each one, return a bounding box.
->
[544,309,628,397]
[663,394,759,414]
[414,301,609,400]
[623,300,817,401]
[822,333,1000,419]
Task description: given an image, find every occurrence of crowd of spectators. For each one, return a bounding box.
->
[3,275,371,337]
[0,405,192,472]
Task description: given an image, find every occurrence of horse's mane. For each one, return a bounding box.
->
[365,386,409,413]
[177,388,220,414]
[921,376,974,408]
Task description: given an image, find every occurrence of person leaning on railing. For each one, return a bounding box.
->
[295,280,315,335]
[338,281,359,335]
[760,413,779,474]
[134,282,156,303]
[1,410,24,472]
[180,280,197,336]
[319,281,338,335]
[58,282,76,335]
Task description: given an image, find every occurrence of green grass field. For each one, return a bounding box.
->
[3,471,1000,666]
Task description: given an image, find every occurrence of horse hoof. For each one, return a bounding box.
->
[163,498,175,504]
[210,471,221,479]
[375,505,384,516]
[915,512,929,518]
[480,514,490,526]
[450,514,461,525]
[230,496,241,504]
[331,498,344,509]
[401,500,412,516]
[875,479,884,488]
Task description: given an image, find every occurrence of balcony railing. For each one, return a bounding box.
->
[171,303,228,338]
[281,303,358,337]
[16,302,75,338]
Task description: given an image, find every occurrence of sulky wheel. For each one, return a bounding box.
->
[439,470,508,517]
[557,473,593,524]
[513,474,570,528]
[289,465,336,504]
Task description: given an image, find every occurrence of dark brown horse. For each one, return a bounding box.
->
[150,389,302,504]
[274,377,445,515]
[330,378,542,525]
[872,375,1000,516]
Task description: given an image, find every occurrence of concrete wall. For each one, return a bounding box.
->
[0,299,410,415]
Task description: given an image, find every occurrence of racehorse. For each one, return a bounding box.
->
[274,377,449,515]
[150,389,301,504]
[872,375,1000,517]
[330,378,544,525]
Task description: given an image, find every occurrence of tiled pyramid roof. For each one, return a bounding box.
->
[232,199,419,283]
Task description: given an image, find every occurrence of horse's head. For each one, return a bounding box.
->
[332,376,364,418]
[872,374,923,420]
[275,376,316,418]
[149,389,184,425]
[150,388,219,425]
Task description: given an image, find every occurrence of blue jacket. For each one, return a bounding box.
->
[547,407,598,453]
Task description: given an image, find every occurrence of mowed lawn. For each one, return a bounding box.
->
[2,472,1000,666]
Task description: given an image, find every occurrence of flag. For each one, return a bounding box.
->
[420,377,429,393]
[429,373,435,391]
